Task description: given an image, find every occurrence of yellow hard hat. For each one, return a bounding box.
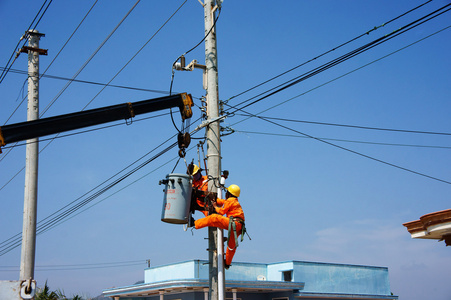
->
[227,184,241,197]
[188,164,200,175]
[192,164,200,175]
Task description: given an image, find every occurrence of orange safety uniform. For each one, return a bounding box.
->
[195,196,245,266]
[192,175,209,216]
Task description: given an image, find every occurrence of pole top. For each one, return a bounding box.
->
[26,29,45,37]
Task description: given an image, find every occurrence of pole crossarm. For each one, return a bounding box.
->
[0,93,193,149]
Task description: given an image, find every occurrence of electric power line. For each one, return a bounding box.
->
[227,3,451,114]
[40,0,141,117]
[0,67,172,97]
[229,108,451,185]
[227,0,433,102]
[0,0,192,194]
[226,24,451,131]
[0,259,145,272]
[234,130,451,149]
[0,117,203,256]
[0,0,53,84]
[235,114,451,136]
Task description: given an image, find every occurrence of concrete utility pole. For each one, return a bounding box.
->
[203,1,224,300]
[20,29,45,282]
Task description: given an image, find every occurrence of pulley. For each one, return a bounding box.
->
[177,132,191,158]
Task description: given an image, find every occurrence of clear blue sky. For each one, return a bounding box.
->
[1,0,450,299]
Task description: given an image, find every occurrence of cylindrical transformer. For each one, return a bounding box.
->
[161,173,192,224]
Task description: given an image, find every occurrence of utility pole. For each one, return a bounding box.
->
[203,1,224,300]
[19,29,46,284]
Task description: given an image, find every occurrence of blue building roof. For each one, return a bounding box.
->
[103,260,398,300]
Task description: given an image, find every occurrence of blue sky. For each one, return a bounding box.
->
[1,0,450,299]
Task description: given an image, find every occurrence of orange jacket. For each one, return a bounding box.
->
[215,197,245,220]
[193,175,209,191]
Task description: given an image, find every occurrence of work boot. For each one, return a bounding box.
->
[223,256,230,269]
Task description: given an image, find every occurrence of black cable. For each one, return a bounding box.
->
[226,0,433,102]
[228,106,451,185]
[1,67,172,96]
[0,116,204,255]
[2,1,99,128]
[0,0,52,84]
[31,0,53,31]
[226,24,451,134]
[233,130,451,149]
[168,5,221,133]
[40,0,141,118]
[227,3,451,113]
[235,114,451,136]
[81,0,188,112]
[0,140,178,256]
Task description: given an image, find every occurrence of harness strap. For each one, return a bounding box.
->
[227,216,246,250]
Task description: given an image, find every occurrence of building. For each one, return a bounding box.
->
[403,208,451,246]
[103,260,397,300]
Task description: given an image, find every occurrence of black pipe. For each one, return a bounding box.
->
[1,93,191,145]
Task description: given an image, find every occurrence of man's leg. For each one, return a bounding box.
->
[195,214,229,230]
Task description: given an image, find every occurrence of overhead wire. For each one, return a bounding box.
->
[0,116,204,256]
[0,0,192,194]
[0,140,177,256]
[234,130,451,150]
[1,0,99,139]
[41,143,198,234]
[0,0,53,84]
[220,21,451,185]
[0,0,188,193]
[235,114,451,136]
[0,0,131,165]
[0,259,145,272]
[168,4,221,134]
[227,3,451,113]
[230,107,451,185]
[0,113,169,193]
[81,0,188,111]
[40,0,141,117]
[227,24,451,129]
[0,67,173,96]
[226,0,433,102]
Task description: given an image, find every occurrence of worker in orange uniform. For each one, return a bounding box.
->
[193,184,245,269]
[187,164,210,216]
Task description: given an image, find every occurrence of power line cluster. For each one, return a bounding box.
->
[225,2,451,114]
[0,0,53,84]
[0,138,178,256]
[0,1,450,262]
[218,2,451,184]
[0,259,145,272]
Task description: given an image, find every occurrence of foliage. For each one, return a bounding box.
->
[35,281,84,300]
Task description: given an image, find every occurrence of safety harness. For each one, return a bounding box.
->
[227,216,247,251]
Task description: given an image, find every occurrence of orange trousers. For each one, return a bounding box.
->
[195,214,242,266]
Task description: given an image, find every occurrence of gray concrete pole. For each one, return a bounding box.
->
[203,1,223,300]
[20,30,42,281]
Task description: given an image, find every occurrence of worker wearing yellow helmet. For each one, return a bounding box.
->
[193,184,245,269]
